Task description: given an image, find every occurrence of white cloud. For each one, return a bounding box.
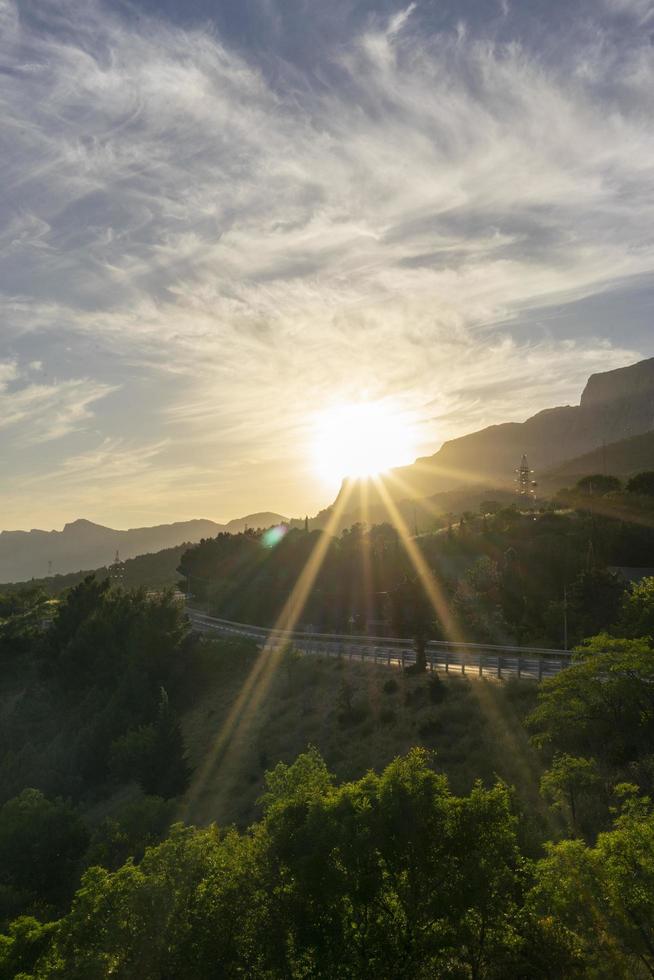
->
[0,0,652,526]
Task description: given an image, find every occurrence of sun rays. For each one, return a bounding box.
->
[181,459,481,819]
[181,478,357,819]
[313,401,418,485]
[372,470,466,644]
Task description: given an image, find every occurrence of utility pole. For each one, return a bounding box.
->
[563,585,568,651]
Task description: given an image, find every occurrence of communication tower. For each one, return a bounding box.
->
[515,454,537,503]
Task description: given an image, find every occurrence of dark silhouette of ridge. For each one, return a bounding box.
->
[331,357,654,520]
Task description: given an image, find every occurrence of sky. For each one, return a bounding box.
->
[1,0,654,530]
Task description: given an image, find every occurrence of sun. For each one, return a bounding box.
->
[313,400,417,483]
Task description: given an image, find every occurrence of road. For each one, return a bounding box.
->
[186,609,571,681]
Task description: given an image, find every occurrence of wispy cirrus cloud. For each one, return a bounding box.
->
[0,362,115,444]
[0,0,653,527]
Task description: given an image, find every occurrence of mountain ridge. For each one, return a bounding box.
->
[334,356,654,515]
[4,357,654,581]
[0,512,287,584]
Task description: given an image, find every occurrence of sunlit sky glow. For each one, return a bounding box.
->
[1,0,653,529]
[314,401,418,485]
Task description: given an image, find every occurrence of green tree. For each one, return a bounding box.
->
[0,916,57,980]
[85,795,174,871]
[34,749,575,979]
[531,797,654,978]
[575,474,622,496]
[618,577,654,639]
[540,754,602,837]
[109,690,190,799]
[454,557,509,643]
[0,587,48,674]
[40,825,222,980]
[528,636,654,794]
[565,567,624,642]
[0,790,88,920]
[626,471,654,496]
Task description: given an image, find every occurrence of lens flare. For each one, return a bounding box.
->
[261,524,287,548]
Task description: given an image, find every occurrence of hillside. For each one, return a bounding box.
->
[0,512,287,583]
[1,542,190,596]
[180,639,546,830]
[312,484,518,534]
[540,429,654,489]
[332,356,654,518]
[3,587,653,978]
[223,512,288,534]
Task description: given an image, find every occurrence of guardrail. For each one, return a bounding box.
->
[186,609,572,681]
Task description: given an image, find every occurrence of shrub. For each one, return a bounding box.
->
[405,686,427,709]
[429,675,447,704]
[337,702,369,728]
[418,717,444,739]
[337,680,369,727]
[378,707,396,726]
[382,677,399,695]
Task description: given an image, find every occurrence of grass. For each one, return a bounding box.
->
[179,637,551,840]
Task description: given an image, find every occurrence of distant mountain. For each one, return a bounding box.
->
[223,512,288,534]
[335,357,654,516]
[0,512,287,583]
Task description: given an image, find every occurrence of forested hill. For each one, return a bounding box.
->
[1,543,189,596]
[180,486,654,649]
[3,577,654,976]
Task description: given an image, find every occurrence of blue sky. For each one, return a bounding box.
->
[1,0,653,529]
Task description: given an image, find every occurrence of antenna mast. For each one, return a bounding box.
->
[515,454,537,505]
[109,549,124,588]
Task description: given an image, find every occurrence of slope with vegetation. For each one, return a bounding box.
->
[2,543,189,598]
[2,509,654,975]
[181,475,654,648]
[541,430,654,489]
[180,641,545,830]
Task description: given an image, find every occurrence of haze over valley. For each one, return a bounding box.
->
[4,356,653,583]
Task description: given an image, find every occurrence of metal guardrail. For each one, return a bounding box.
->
[186,609,572,681]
